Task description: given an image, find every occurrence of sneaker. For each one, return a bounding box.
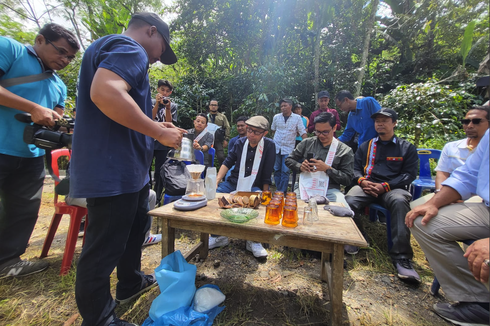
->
[78,220,85,238]
[209,236,229,249]
[108,318,138,326]
[344,245,359,255]
[246,241,268,258]
[115,274,157,305]
[393,259,421,283]
[433,302,489,326]
[143,234,162,246]
[0,259,49,279]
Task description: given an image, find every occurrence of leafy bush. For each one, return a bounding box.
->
[381,78,483,148]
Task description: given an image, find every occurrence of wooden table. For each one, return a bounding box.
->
[149,195,367,326]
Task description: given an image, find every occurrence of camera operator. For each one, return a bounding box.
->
[0,24,80,279]
[151,79,178,205]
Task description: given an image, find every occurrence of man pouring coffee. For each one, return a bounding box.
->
[210,116,276,258]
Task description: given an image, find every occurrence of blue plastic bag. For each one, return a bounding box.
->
[149,251,197,321]
[142,285,225,326]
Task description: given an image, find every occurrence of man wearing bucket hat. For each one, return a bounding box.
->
[213,116,276,258]
[345,108,420,283]
[70,12,185,326]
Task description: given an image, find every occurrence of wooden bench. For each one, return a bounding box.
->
[149,195,367,326]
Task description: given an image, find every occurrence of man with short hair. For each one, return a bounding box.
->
[213,116,276,258]
[228,115,248,154]
[411,105,490,208]
[286,112,354,208]
[70,12,184,326]
[405,130,489,326]
[0,24,79,278]
[307,91,341,133]
[152,79,178,204]
[271,98,307,192]
[208,99,231,166]
[336,90,381,148]
[345,108,420,283]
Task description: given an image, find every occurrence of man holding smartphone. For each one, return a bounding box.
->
[285,112,354,209]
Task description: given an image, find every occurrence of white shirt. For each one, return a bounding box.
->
[435,138,475,174]
[271,113,306,155]
[443,130,489,206]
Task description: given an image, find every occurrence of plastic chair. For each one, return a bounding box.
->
[411,149,442,200]
[40,149,88,275]
[430,239,475,296]
[368,203,393,250]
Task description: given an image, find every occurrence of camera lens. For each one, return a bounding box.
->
[163,99,169,104]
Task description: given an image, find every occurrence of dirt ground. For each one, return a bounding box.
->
[0,178,453,326]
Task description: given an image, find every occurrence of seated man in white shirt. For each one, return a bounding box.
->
[411,105,489,208]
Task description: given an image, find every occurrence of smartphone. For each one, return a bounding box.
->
[306,152,314,161]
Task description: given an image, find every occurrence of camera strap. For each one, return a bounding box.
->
[0,71,53,88]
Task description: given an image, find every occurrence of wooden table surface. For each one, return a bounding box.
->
[149,195,367,248]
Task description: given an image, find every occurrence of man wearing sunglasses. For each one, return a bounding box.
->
[213,116,276,258]
[411,105,489,208]
[0,24,79,279]
[285,112,354,210]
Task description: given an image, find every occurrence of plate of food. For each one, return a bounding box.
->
[220,208,259,223]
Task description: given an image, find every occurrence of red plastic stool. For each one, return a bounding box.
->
[39,149,88,275]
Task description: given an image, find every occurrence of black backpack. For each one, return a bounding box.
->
[160,159,191,196]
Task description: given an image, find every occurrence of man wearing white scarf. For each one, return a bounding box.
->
[212,116,276,258]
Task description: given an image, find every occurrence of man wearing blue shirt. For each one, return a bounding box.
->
[406,129,489,326]
[71,13,184,326]
[336,90,381,148]
[0,24,79,279]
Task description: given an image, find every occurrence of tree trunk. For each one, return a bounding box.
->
[354,0,379,97]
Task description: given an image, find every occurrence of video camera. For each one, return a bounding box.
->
[15,113,74,150]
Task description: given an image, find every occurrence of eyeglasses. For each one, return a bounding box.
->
[247,128,265,135]
[45,39,76,61]
[314,130,332,136]
[209,104,218,107]
[461,118,487,125]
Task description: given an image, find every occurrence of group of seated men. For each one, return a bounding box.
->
[203,94,489,325]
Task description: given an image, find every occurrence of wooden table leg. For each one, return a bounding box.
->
[322,243,344,326]
[199,233,209,260]
[160,218,175,258]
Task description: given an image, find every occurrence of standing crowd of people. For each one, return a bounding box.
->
[0,11,488,326]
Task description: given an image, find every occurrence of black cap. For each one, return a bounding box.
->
[279,98,293,106]
[371,108,398,120]
[131,12,177,65]
[318,90,330,99]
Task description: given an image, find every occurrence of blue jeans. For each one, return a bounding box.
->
[217,180,261,193]
[75,184,151,326]
[274,154,290,193]
[0,154,45,266]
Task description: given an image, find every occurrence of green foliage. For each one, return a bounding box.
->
[381,78,481,148]
[460,21,476,68]
[0,13,36,44]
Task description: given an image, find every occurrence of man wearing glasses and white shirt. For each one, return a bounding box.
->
[411,105,489,208]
